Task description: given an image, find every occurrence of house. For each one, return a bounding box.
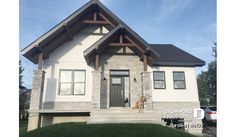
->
[19,85,27,95]
[21,0,205,134]
[19,87,31,120]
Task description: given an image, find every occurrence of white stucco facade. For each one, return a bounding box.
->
[42,25,109,103]
[41,25,200,103]
[150,66,199,102]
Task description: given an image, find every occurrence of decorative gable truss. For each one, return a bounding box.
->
[83,25,160,71]
[21,0,160,71]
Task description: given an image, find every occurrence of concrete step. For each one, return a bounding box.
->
[90,109,154,114]
[87,109,162,124]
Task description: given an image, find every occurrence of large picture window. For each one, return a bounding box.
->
[173,71,186,89]
[59,70,86,95]
[153,71,166,89]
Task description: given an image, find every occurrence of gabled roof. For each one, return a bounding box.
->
[21,0,156,64]
[21,0,96,64]
[83,24,160,64]
[21,0,205,68]
[150,44,205,66]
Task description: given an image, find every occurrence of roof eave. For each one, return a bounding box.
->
[23,54,37,64]
[21,0,94,54]
[151,61,206,67]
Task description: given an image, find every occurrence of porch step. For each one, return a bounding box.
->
[87,109,162,124]
[91,109,155,114]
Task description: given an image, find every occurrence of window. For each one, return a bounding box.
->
[112,77,122,85]
[59,70,86,95]
[173,71,186,89]
[153,71,166,89]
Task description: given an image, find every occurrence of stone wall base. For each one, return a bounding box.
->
[27,113,41,131]
[153,101,203,135]
[42,102,91,111]
[41,114,89,127]
[28,101,203,135]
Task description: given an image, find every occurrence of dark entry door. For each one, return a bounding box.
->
[110,77,125,107]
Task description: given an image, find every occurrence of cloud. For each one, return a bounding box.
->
[152,0,194,25]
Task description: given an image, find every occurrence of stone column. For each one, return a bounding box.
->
[27,70,45,131]
[91,71,101,109]
[141,72,153,110]
[100,78,108,109]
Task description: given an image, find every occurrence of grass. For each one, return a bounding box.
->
[20,122,199,137]
[19,120,28,136]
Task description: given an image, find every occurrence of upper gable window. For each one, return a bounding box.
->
[153,71,166,89]
[173,71,186,89]
[59,70,86,95]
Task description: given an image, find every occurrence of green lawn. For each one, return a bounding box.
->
[19,120,28,136]
[20,122,199,137]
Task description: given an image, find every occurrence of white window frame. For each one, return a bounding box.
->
[153,71,166,89]
[59,69,86,95]
[173,71,186,89]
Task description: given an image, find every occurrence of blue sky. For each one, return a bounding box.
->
[20,0,216,89]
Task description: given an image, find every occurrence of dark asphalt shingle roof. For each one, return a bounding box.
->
[150,44,205,67]
[21,0,205,68]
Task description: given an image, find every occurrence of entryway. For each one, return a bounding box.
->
[109,70,129,107]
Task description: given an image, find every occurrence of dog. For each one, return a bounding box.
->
[133,95,146,113]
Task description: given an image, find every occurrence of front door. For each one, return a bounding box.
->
[110,77,125,107]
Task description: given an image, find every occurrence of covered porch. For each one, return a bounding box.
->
[83,25,158,111]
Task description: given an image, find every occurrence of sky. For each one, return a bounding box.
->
[20,0,216,89]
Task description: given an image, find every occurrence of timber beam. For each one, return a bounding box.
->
[143,54,148,72]
[98,13,115,28]
[94,48,100,71]
[83,20,110,25]
[124,35,144,53]
[63,23,73,40]
[109,43,135,47]
[37,52,43,70]
[35,45,49,59]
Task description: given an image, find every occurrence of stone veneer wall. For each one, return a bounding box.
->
[100,78,108,109]
[92,71,101,109]
[141,72,153,110]
[100,53,144,108]
[153,102,203,134]
[42,102,92,111]
[28,70,45,131]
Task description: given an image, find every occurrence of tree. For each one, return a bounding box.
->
[207,42,216,105]
[19,60,24,87]
[207,61,216,105]
[197,71,209,105]
[197,42,216,106]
